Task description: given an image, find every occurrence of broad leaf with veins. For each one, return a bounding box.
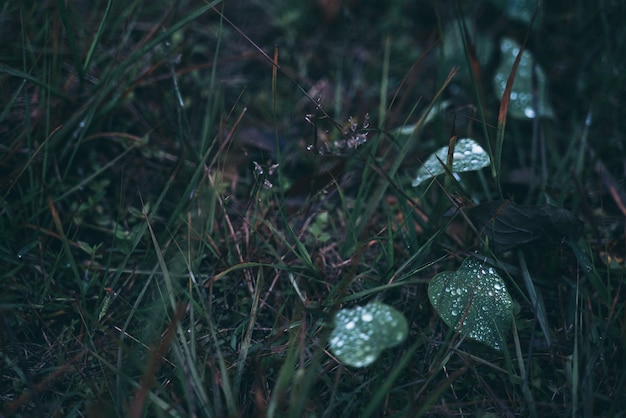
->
[428,258,513,350]
[464,200,584,254]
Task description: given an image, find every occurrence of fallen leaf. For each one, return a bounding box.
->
[464,200,584,254]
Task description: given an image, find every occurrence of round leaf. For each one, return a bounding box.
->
[489,0,542,25]
[329,302,408,368]
[494,38,554,119]
[412,138,491,187]
[428,258,512,350]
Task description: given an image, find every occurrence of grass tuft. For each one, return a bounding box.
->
[1,1,625,417]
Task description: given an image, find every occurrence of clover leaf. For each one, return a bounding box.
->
[428,258,513,350]
[329,302,408,368]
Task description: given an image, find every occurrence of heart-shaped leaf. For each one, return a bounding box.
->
[329,301,408,368]
[494,38,554,119]
[428,258,513,350]
[412,138,490,187]
[489,0,542,25]
[465,200,584,254]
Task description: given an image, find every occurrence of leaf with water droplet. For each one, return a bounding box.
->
[494,38,554,119]
[441,19,493,75]
[412,138,490,187]
[428,258,512,350]
[490,0,542,24]
[329,302,408,367]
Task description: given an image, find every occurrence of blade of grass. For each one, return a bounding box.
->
[453,4,494,180]
[517,250,552,347]
[144,206,221,416]
[82,0,113,75]
[354,68,458,243]
[235,269,263,393]
[571,273,580,418]
[511,313,538,418]
[55,0,85,82]
[267,331,300,418]
[493,3,540,190]
[129,304,185,418]
[362,338,424,418]
[378,36,391,130]
[48,1,222,158]
[408,366,468,417]
[46,195,82,292]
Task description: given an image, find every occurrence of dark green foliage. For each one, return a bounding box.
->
[465,200,584,254]
[1,1,625,417]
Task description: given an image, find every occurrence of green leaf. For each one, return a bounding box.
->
[441,18,493,73]
[329,302,408,368]
[412,138,490,187]
[428,258,513,350]
[393,101,452,138]
[494,38,554,119]
[489,0,541,25]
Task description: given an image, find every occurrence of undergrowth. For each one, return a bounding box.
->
[1,1,625,417]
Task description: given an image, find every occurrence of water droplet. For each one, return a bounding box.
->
[524,107,536,118]
[253,161,264,176]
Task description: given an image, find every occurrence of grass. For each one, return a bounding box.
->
[1,1,625,417]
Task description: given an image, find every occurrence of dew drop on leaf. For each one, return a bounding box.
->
[428,258,513,350]
[329,302,408,367]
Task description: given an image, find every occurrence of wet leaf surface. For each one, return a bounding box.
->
[412,138,490,187]
[494,38,554,119]
[329,302,408,368]
[428,257,513,350]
